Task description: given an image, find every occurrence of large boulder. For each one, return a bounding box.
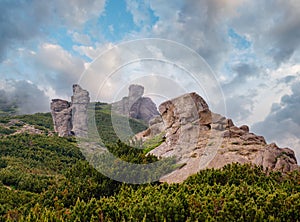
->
[141,92,299,183]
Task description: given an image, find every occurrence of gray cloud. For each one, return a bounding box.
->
[0,1,47,61]
[143,0,242,69]
[252,81,300,161]
[277,75,297,85]
[0,80,50,114]
[231,0,300,65]
[0,0,105,62]
[223,63,259,93]
[0,90,17,115]
[224,88,258,123]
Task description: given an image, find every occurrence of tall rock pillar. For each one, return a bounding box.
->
[71,84,90,138]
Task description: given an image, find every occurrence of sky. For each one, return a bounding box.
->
[0,0,300,161]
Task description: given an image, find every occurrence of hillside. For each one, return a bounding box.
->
[0,104,299,221]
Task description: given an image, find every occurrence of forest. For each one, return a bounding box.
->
[0,103,299,221]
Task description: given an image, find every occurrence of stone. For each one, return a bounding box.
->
[199,110,212,126]
[229,126,246,138]
[130,97,159,122]
[149,115,165,137]
[141,92,299,183]
[50,84,90,138]
[253,143,298,172]
[50,99,72,137]
[149,92,210,162]
[128,84,144,103]
[113,84,159,123]
[226,119,234,129]
[239,125,249,132]
[240,133,266,145]
[71,84,90,138]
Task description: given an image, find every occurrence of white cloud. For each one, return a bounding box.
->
[73,43,114,60]
[70,32,92,45]
[52,0,106,28]
[125,0,155,28]
[77,39,225,120]
[28,43,85,96]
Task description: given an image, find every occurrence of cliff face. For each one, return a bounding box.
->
[112,84,159,123]
[50,85,90,137]
[137,92,299,183]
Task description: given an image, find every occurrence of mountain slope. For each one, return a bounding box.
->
[0,103,299,221]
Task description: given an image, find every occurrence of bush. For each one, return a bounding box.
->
[0,159,7,169]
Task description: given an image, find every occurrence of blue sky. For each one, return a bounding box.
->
[0,0,300,161]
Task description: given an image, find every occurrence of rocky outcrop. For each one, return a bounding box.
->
[50,99,72,137]
[112,84,159,123]
[138,92,299,183]
[50,85,90,137]
[71,84,90,137]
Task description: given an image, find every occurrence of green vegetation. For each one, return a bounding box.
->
[90,102,148,145]
[0,113,54,131]
[142,132,166,153]
[0,107,299,221]
[0,126,15,136]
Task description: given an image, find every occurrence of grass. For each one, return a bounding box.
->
[142,132,166,154]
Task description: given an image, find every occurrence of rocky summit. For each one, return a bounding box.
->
[136,92,299,183]
[112,84,159,123]
[50,84,90,137]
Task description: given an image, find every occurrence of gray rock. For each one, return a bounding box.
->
[128,84,144,104]
[239,125,249,132]
[71,84,90,138]
[240,133,266,145]
[113,84,159,123]
[129,97,159,122]
[141,92,299,183]
[50,84,90,138]
[50,99,72,137]
[149,115,165,136]
[150,93,210,160]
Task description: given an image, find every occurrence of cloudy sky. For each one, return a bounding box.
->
[0,0,300,161]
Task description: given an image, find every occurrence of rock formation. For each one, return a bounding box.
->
[136,92,299,183]
[50,99,72,137]
[50,85,90,137]
[112,84,159,123]
[71,84,90,137]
